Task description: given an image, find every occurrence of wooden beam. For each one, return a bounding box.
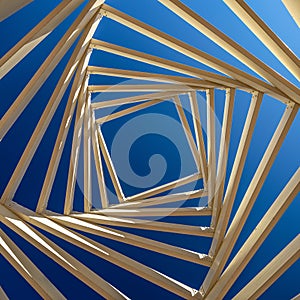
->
[206,89,216,208]
[201,103,298,295]
[0,0,33,21]
[125,172,202,202]
[91,109,109,209]
[0,0,84,77]
[97,126,125,202]
[91,91,182,109]
[88,84,194,92]
[174,95,202,172]
[0,229,65,300]
[1,4,103,206]
[89,206,212,217]
[0,0,104,140]
[64,77,89,215]
[282,0,300,27]
[211,88,235,228]
[206,167,300,299]
[159,0,300,98]
[0,287,9,300]
[70,212,214,237]
[6,203,199,299]
[224,0,300,81]
[189,91,208,186]
[100,5,295,103]
[0,205,128,300]
[87,66,218,88]
[233,235,300,300]
[111,189,208,209]
[209,91,263,257]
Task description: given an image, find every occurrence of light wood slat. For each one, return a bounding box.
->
[97,126,125,202]
[206,167,300,299]
[158,0,300,99]
[291,293,300,300]
[89,206,211,217]
[91,109,109,209]
[0,229,66,300]
[233,235,300,300]
[206,89,216,208]
[174,95,202,172]
[125,173,202,202]
[64,78,89,215]
[189,91,208,186]
[201,103,298,295]
[1,3,103,207]
[111,189,208,209]
[0,0,104,140]
[0,0,84,77]
[282,0,300,27]
[90,40,250,91]
[70,212,213,237]
[211,88,235,228]
[7,203,199,299]
[209,91,263,257]
[87,66,218,88]
[88,84,194,92]
[0,205,128,300]
[100,5,295,103]
[92,91,182,109]
[84,93,92,212]
[0,0,32,21]
[224,0,300,81]
[96,99,164,124]
[0,287,9,300]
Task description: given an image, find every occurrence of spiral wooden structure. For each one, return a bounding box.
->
[0,0,299,299]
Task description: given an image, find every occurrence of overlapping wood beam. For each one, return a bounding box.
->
[158,0,300,97]
[99,4,294,103]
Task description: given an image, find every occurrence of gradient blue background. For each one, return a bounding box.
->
[0,0,299,299]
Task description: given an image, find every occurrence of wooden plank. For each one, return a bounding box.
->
[201,103,298,295]
[0,229,65,300]
[91,91,182,109]
[0,0,104,140]
[0,205,128,300]
[97,126,125,202]
[88,84,194,92]
[87,66,218,88]
[174,95,202,172]
[0,0,33,21]
[1,4,103,206]
[91,110,109,209]
[282,0,300,27]
[211,88,235,228]
[96,99,164,123]
[0,0,84,77]
[224,0,300,81]
[7,203,199,299]
[233,235,300,300]
[89,206,212,217]
[64,77,89,215]
[70,212,214,237]
[189,91,208,186]
[206,167,300,299]
[100,5,295,103]
[159,0,300,98]
[84,93,92,212]
[0,287,9,300]
[209,91,263,257]
[111,189,208,209]
[206,89,216,208]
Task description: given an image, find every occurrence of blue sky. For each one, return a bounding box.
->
[0,0,299,299]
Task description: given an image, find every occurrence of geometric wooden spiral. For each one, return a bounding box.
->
[0,0,299,299]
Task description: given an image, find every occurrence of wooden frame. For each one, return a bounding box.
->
[1,0,299,299]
